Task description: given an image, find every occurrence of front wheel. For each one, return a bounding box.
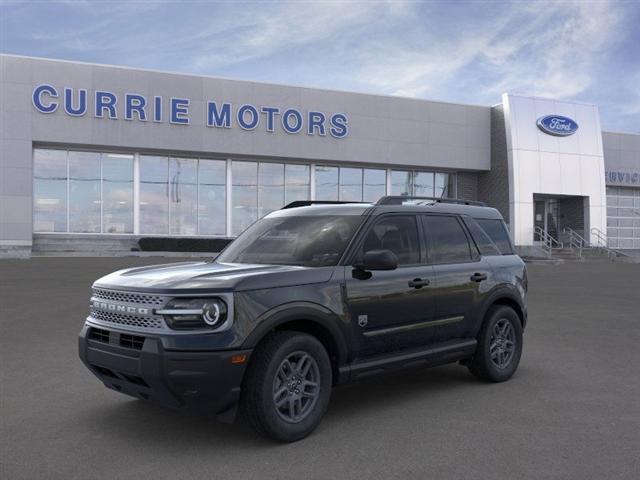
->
[241,331,332,442]
[468,306,523,382]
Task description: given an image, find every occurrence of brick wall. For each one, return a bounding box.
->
[478,105,510,220]
[457,172,479,201]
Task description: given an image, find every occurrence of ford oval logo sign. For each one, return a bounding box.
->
[536,115,579,137]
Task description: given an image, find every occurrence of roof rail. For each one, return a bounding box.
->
[376,196,487,207]
[281,200,368,209]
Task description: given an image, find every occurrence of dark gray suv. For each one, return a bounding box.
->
[79,196,527,442]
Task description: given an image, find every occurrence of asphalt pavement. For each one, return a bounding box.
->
[1,257,639,480]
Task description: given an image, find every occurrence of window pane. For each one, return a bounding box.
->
[198,159,226,236]
[315,166,338,200]
[363,169,386,202]
[447,173,457,199]
[169,158,197,235]
[339,167,363,201]
[33,149,67,232]
[390,170,411,196]
[259,163,285,217]
[435,173,448,198]
[232,161,258,235]
[414,172,434,197]
[464,217,500,256]
[476,219,514,254]
[140,155,169,234]
[102,153,133,233]
[360,216,420,265]
[424,215,472,263]
[68,151,101,233]
[285,164,310,204]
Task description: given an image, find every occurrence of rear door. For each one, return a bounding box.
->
[344,214,436,358]
[422,214,492,341]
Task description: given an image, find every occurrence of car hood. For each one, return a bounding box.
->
[93,261,336,293]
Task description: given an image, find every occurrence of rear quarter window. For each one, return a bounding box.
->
[475,218,515,255]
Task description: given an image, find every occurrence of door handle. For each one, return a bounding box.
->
[470,272,488,282]
[408,278,430,289]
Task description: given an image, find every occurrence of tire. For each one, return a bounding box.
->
[468,305,523,382]
[241,331,332,442]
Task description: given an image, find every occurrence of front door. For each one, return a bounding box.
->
[534,200,546,241]
[344,214,436,359]
[533,198,559,242]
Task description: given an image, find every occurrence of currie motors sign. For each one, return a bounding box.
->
[31,84,349,139]
[536,115,579,137]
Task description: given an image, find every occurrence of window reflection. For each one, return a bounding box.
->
[102,154,133,233]
[69,151,101,233]
[259,163,285,217]
[32,149,459,237]
[284,164,310,204]
[34,149,67,232]
[315,166,339,200]
[339,168,363,201]
[363,169,386,202]
[435,172,448,198]
[169,158,197,236]
[140,155,169,234]
[198,159,226,235]
[414,172,434,197]
[391,170,411,196]
[232,161,258,235]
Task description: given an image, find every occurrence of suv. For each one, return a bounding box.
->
[79,196,527,442]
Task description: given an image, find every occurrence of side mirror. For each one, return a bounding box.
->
[354,249,398,271]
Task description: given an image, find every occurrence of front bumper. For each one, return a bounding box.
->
[78,324,252,422]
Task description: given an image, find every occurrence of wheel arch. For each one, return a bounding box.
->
[241,303,349,384]
[480,288,526,330]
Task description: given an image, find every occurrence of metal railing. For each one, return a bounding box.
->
[535,226,563,257]
[590,227,628,259]
[563,227,586,259]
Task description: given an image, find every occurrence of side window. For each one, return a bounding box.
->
[424,215,473,264]
[464,217,501,256]
[359,216,420,265]
[476,219,514,255]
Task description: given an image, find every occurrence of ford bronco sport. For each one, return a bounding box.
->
[79,196,527,442]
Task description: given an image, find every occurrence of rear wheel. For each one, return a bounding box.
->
[468,306,523,382]
[241,331,332,442]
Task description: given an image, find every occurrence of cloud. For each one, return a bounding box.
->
[348,0,626,102]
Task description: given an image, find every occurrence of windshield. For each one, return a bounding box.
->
[216,215,364,266]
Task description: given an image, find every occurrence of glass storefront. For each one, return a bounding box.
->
[606,186,640,249]
[33,148,457,237]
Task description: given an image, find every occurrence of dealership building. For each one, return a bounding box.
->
[1,54,639,258]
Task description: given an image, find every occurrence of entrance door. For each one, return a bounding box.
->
[533,198,559,242]
[534,200,546,241]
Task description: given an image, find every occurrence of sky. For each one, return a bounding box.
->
[1,0,639,132]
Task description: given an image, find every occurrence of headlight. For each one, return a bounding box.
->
[157,298,228,330]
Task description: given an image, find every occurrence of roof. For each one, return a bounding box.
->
[269,198,504,220]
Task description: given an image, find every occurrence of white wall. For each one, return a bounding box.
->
[502,93,607,246]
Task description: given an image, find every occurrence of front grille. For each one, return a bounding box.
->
[90,308,164,330]
[120,334,145,350]
[89,327,110,343]
[92,288,166,306]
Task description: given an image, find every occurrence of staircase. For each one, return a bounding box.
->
[533,227,630,263]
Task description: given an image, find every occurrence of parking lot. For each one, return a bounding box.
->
[1,257,639,480]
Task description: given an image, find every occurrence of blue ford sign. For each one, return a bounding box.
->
[536,115,579,137]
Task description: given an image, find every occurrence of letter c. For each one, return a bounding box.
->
[32,84,59,113]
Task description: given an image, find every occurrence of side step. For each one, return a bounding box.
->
[338,338,477,383]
